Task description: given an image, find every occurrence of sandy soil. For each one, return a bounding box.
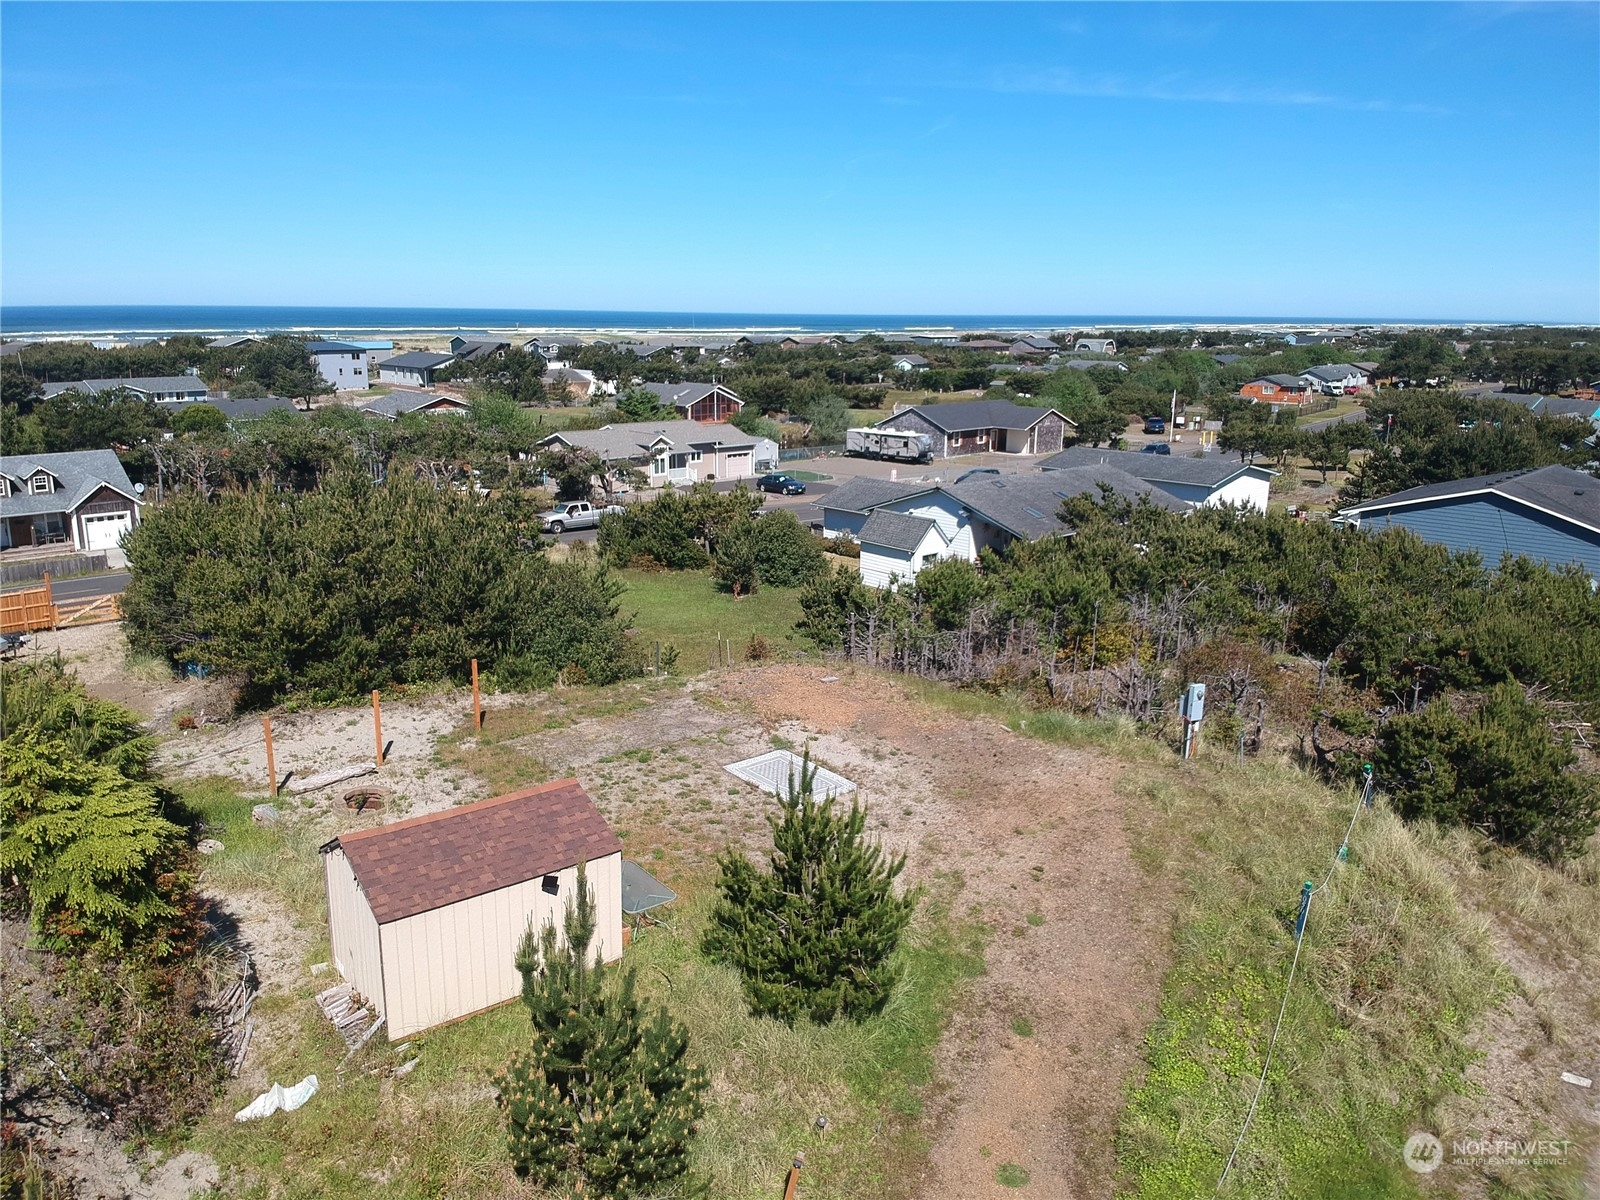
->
[716,665,1168,1199]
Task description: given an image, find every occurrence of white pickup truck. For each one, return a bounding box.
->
[538,500,625,534]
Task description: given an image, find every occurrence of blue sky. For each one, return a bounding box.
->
[3,2,1597,320]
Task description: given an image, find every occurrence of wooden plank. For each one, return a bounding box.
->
[0,584,56,634]
[54,594,121,626]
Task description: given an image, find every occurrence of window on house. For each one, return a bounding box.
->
[29,474,52,495]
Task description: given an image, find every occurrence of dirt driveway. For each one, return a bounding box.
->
[717,665,1167,1200]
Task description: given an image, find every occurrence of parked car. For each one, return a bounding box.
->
[954,468,1001,485]
[757,473,807,495]
[0,632,29,660]
[1140,443,1172,455]
[538,500,625,534]
[1143,416,1166,434]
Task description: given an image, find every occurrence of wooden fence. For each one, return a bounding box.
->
[0,575,122,634]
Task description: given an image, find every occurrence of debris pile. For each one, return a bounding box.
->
[315,981,382,1048]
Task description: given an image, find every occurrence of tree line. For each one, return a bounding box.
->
[798,496,1600,862]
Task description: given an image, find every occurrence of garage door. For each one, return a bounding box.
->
[83,512,132,551]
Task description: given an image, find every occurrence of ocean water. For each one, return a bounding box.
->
[0,305,1453,337]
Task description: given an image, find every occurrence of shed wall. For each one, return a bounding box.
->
[378,851,623,1039]
[324,847,387,1020]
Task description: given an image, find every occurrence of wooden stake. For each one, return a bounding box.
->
[263,716,277,797]
[782,1152,805,1200]
[43,572,54,630]
[470,659,482,729]
[372,690,384,766]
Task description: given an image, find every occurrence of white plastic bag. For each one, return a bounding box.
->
[234,1074,319,1121]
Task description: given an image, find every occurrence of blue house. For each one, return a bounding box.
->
[1339,465,1600,577]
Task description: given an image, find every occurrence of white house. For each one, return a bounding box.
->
[1073,338,1116,355]
[321,779,623,1040]
[826,466,1184,588]
[305,340,369,391]
[892,354,929,372]
[1038,446,1275,513]
[1299,364,1369,395]
[41,376,209,404]
[859,510,951,588]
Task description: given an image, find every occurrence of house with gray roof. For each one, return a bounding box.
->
[535,419,772,487]
[636,381,744,423]
[1338,465,1600,577]
[41,376,210,404]
[874,399,1075,458]
[0,449,142,555]
[820,477,937,540]
[1038,446,1275,513]
[376,352,455,388]
[306,340,369,391]
[1008,337,1061,357]
[449,338,511,363]
[1072,338,1116,356]
[360,390,470,420]
[892,354,929,372]
[206,335,257,350]
[834,466,1182,589]
[1299,364,1369,395]
[1060,358,1129,373]
[168,395,302,422]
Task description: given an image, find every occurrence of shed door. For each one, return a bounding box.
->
[83,511,132,550]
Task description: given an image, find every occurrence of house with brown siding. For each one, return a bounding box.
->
[874,399,1075,458]
[0,449,142,555]
[320,779,624,1040]
[637,381,744,423]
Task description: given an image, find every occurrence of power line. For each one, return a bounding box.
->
[1217,765,1375,1191]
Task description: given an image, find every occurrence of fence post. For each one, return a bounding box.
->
[43,572,55,631]
[263,716,278,797]
[654,641,661,679]
[372,690,384,766]
[782,1151,805,1200]
[471,658,482,729]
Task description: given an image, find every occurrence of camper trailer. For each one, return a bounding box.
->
[845,427,934,463]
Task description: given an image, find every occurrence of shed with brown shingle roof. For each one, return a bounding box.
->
[320,778,624,1039]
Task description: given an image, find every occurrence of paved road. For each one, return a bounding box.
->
[2,571,130,600]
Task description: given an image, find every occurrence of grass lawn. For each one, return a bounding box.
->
[616,567,810,667]
[177,775,982,1200]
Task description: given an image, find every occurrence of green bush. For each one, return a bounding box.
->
[0,658,155,778]
[0,733,194,955]
[712,511,826,595]
[1372,684,1600,861]
[121,472,636,704]
[597,490,713,570]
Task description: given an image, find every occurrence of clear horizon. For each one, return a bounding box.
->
[3,3,1597,322]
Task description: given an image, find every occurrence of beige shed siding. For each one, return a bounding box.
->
[378,851,623,1039]
[323,847,386,1020]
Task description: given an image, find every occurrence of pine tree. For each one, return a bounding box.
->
[494,862,708,1199]
[703,750,915,1024]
